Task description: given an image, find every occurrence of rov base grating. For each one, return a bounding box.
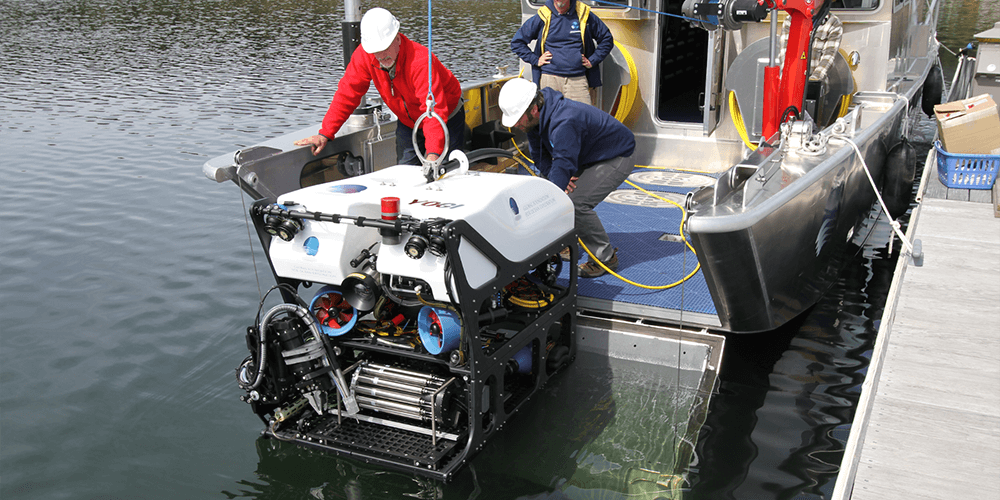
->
[295,415,464,468]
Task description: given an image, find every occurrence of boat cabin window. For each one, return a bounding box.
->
[829,0,880,9]
[526,0,881,11]
[527,0,629,6]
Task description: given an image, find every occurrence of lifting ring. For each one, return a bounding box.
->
[412,96,450,178]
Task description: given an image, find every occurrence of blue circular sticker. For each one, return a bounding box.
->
[303,236,319,256]
[329,184,367,194]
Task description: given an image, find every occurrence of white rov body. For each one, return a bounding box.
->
[268,164,575,302]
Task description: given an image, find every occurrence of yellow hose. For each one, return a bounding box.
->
[612,40,638,124]
[837,93,851,118]
[508,294,553,309]
[507,52,698,289]
[512,159,700,288]
[511,150,700,288]
[729,90,757,151]
[577,178,700,290]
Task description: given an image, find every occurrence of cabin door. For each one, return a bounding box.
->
[655,0,723,134]
[702,29,725,134]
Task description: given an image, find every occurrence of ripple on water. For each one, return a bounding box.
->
[0,0,930,498]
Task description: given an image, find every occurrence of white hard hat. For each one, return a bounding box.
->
[499,78,538,128]
[360,8,400,53]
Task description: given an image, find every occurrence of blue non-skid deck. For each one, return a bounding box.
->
[556,167,720,323]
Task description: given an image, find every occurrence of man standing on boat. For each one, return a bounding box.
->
[499,78,634,278]
[295,8,464,165]
[510,0,614,106]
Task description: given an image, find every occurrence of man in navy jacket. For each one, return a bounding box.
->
[499,79,635,278]
[511,0,614,105]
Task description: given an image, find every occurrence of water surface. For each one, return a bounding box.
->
[0,0,987,498]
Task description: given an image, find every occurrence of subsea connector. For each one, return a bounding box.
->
[274,398,308,422]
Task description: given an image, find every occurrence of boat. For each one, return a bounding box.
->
[202,0,938,484]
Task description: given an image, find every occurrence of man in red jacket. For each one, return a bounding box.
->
[295,8,464,165]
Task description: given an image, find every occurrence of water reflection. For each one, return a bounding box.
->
[233,348,715,499]
[0,0,969,498]
[935,0,1000,75]
[686,131,929,499]
[233,439,450,499]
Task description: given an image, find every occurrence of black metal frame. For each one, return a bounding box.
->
[244,198,579,481]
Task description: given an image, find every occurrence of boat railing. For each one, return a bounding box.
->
[921,0,940,29]
[947,51,977,102]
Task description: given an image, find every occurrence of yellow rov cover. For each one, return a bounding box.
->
[934,94,1000,155]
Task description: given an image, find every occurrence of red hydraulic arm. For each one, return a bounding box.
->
[761,0,821,140]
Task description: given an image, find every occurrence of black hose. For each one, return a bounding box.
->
[463,148,515,163]
[433,148,516,178]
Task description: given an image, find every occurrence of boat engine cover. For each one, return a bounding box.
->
[268,165,574,301]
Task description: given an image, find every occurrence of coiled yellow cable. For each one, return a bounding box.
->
[508,294,553,309]
[506,50,698,289]
[729,90,758,151]
[511,160,700,289]
[837,93,851,118]
[577,178,700,290]
[612,40,638,124]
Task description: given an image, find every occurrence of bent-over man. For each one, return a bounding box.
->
[295,8,464,165]
[499,78,635,278]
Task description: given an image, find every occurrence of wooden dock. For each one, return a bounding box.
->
[834,153,1000,499]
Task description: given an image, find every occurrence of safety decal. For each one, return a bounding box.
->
[409,199,465,209]
[303,236,319,256]
[329,184,368,194]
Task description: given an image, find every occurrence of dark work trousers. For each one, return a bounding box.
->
[395,107,466,166]
[567,155,635,263]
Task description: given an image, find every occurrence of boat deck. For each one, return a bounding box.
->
[552,166,723,329]
[835,171,1000,498]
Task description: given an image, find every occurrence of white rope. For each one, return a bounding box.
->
[900,95,911,139]
[238,172,264,302]
[835,136,914,255]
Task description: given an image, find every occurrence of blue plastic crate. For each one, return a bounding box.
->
[935,141,999,189]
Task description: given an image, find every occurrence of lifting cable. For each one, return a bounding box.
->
[414,0,448,170]
[237,176,264,303]
[425,0,435,112]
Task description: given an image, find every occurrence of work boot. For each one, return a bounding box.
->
[578,248,618,278]
[559,246,575,261]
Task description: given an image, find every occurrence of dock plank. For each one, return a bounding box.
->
[850,198,1000,500]
[853,400,1000,500]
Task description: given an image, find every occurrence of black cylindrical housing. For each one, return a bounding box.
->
[342,21,361,68]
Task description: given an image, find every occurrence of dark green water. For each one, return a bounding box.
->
[0,1,995,499]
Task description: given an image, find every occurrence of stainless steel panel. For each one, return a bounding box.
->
[687,97,907,332]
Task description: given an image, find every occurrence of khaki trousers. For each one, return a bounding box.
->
[539,74,596,106]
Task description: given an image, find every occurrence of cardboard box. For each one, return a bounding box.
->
[934,94,1000,155]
